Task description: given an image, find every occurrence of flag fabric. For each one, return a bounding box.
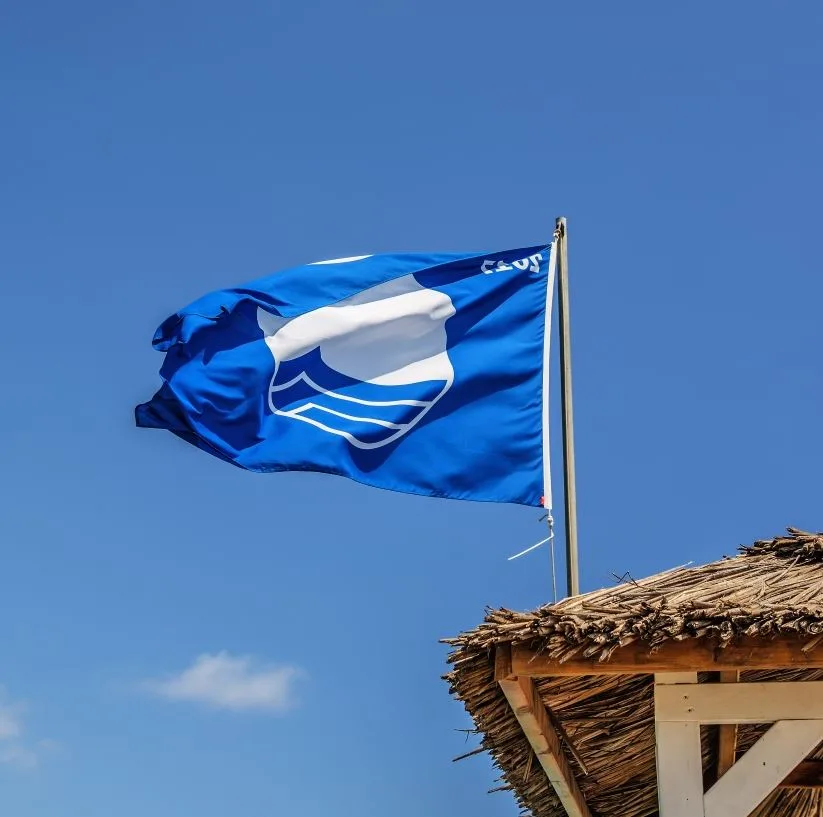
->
[136,244,556,507]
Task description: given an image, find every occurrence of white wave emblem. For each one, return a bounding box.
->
[256,275,456,449]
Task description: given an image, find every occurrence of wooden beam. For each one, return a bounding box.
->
[654,674,705,817]
[497,673,593,817]
[511,635,823,677]
[781,760,823,788]
[494,643,514,681]
[703,720,823,817]
[716,671,739,780]
[655,681,823,724]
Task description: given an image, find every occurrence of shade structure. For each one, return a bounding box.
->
[444,529,823,817]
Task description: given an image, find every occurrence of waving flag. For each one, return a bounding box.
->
[136,245,556,506]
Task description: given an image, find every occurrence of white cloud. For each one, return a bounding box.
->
[0,745,38,772]
[143,652,302,713]
[0,691,53,772]
[0,703,22,740]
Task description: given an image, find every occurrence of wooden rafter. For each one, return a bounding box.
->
[495,646,592,817]
[510,634,823,677]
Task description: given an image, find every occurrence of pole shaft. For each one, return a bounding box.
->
[556,217,580,597]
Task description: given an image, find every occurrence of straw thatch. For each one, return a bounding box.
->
[444,528,823,817]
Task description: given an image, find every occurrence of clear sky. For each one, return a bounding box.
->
[1,1,822,815]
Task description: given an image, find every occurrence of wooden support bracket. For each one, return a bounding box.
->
[495,646,592,817]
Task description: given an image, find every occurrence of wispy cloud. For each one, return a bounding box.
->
[0,691,54,772]
[0,745,38,772]
[142,652,303,713]
[0,702,22,741]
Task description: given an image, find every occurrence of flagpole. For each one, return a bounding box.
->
[556,216,580,597]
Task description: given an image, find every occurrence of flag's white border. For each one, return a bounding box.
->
[541,240,558,510]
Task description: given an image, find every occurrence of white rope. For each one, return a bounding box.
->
[507,536,551,561]
[507,512,558,603]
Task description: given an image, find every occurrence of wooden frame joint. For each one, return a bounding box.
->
[497,666,592,817]
[654,675,823,817]
[494,643,514,681]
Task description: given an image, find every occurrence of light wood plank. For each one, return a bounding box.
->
[510,636,823,677]
[657,672,701,685]
[655,673,705,817]
[498,675,592,817]
[704,720,823,817]
[655,681,823,724]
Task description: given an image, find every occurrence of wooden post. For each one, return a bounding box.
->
[654,673,705,817]
[716,671,739,779]
[556,216,579,597]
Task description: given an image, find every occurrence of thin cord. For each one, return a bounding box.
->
[508,536,551,561]
[507,512,558,603]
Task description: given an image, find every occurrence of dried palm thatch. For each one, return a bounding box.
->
[444,528,823,817]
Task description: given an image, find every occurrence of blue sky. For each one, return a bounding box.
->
[1,1,822,815]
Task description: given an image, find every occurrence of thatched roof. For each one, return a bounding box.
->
[444,528,823,817]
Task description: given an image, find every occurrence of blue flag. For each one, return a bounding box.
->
[136,245,556,507]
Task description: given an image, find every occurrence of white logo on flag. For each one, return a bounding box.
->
[257,274,455,449]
